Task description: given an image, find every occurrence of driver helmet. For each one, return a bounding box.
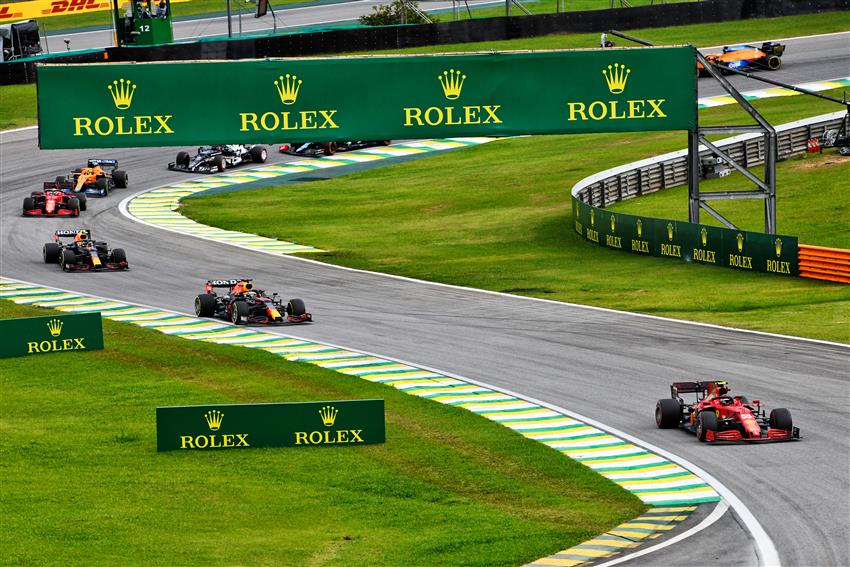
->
[714,381,729,396]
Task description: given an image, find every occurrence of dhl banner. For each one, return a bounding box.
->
[0,0,187,23]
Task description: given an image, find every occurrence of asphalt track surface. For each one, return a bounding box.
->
[2,36,849,567]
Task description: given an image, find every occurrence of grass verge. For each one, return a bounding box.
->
[182,89,850,343]
[0,83,37,130]
[0,299,645,565]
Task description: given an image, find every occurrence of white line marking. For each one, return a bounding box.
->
[0,125,38,135]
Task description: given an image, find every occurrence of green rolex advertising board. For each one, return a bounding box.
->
[36,46,697,149]
[0,312,104,359]
[156,399,385,452]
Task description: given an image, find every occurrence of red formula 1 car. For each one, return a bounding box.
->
[655,381,799,443]
[43,229,128,272]
[194,279,311,325]
[23,183,86,217]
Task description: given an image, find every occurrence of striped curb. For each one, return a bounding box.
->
[526,506,697,567]
[697,76,850,109]
[125,138,493,255]
[0,276,719,508]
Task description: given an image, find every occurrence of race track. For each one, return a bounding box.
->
[2,34,849,567]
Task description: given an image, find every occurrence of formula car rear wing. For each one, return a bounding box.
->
[87,159,118,168]
[671,381,710,398]
[54,229,90,241]
[205,279,252,288]
[43,181,74,190]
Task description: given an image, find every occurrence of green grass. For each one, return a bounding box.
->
[0,300,645,565]
[0,83,36,130]
[182,89,850,343]
[447,0,696,22]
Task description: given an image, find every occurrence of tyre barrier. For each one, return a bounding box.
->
[799,245,850,284]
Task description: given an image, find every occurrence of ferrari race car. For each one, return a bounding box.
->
[655,380,800,443]
[194,279,311,325]
[23,183,85,217]
[43,229,128,272]
[168,145,268,173]
[279,140,391,157]
[55,159,129,197]
[698,42,786,76]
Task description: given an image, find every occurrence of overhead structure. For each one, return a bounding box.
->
[112,0,173,47]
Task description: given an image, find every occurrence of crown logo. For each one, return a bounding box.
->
[438,69,466,100]
[736,233,744,253]
[204,410,224,431]
[47,318,63,337]
[667,222,674,241]
[700,227,708,247]
[602,63,630,95]
[274,74,302,105]
[108,79,136,110]
[610,215,616,232]
[319,405,338,427]
[774,238,782,257]
[636,219,643,238]
[590,209,595,227]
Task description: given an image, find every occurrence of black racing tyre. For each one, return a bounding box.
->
[230,301,249,324]
[249,145,268,163]
[766,55,781,70]
[323,142,337,156]
[214,155,226,172]
[287,298,306,317]
[43,242,61,263]
[176,151,190,167]
[67,198,80,216]
[111,248,127,265]
[194,293,217,317]
[22,197,35,214]
[838,146,850,156]
[55,175,66,185]
[112,169,128,188]
[60,249,76,271]
[655,398,682,429]
[769,408,792,430]
[77,193,87,211]
[96,177,110,196]
[696,410,718,442]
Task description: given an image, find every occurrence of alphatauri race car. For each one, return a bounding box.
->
[698,42,786,76]
[279,140,391,157]
[43,229,128,271]
[655,380,799,443]
[55,159,129,197]
[194,279,311,325]
[23,183,85,217]
[168,145,268,173]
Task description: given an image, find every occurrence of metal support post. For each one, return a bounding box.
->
[688,129,700,224]
[226,0,233,37]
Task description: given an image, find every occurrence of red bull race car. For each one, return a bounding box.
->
[23,183,86,217]
[55,159,129,198]
[698,42,786,76]
[279,140,391,157]
[655,380,799,443]
[43,229,128,271]
[194,279,311,325]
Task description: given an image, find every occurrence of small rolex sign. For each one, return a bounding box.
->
[0,312,104,359]
[156,399,385,452]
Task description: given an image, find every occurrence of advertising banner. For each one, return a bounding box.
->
[0,311,103,358]
[37,46,697,149]
[0,0,187,23]
[156,399,386,452]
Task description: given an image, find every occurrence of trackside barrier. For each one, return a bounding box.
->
[798,245,850,284]
[570,111,847,279]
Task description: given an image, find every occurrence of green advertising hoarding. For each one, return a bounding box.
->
[156,399,385,452]
[37,47,697,149]
[571,198,799,276]
[0,312,104,359]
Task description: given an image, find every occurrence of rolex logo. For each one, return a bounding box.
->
[107,79,136,110]
[736,233,744,253]
[610,215,616,232]
[47,318,63,337]
[204,410,224,431]
[274,73,302,105]
[438,69,466,100]
[667,222,674,242]
[602,63,630,94]
[636,219,643,238]
[319,405,338,427]
[700,227,708,247]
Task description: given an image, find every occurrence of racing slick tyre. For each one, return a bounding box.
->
[176,151,191,168]
[95,177,110,197]
[769,408,792,430]
[77,193,87,211]
[112,170,128,188]
[22,197,35,214]
[60,249,76,271]
[67,198,81,217]
[287,298,306,317]
[696,410,718,442]
[43,242,61,263]
[194,294,217,317]
[214,155,226,172]
[249,145,268,163]
[110,248,127,265]
[839,146,850,156]
[766,55,781,70]
[230,301,249,324]
[55,175,66,185]
[655,398,682,429]
[323,142,337,156]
